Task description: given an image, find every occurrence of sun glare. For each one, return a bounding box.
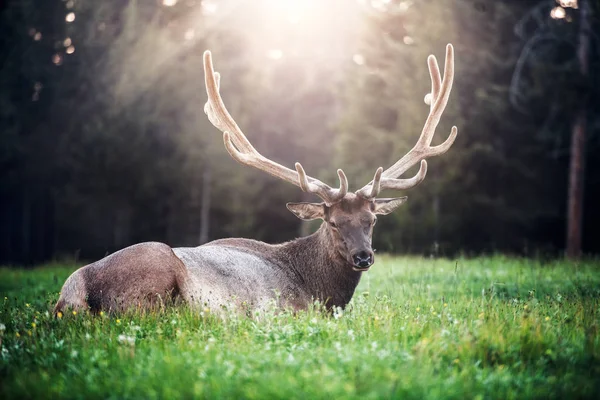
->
[188,0,407,64]
[184,29,195,41]
[237,0,361,62]
[558,0,578,8]
[52,53,63,66]
[370,0,392,12]
[267,49,283,60]
[352,54,365,65]
[550,6,566,19]
[201,0,218,15]
[263,0,311,24]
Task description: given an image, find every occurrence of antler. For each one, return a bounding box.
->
[203,51,348,206]
[357,44,458,199]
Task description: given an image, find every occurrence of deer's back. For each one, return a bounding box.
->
[174,240,310,311]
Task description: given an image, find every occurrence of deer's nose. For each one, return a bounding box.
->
[352,250,373,269]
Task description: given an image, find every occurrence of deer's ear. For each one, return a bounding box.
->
[286,202,325,220]
[372,197,408,215]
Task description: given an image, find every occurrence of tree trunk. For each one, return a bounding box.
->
[199,168,211,244]
[566,0,590,259]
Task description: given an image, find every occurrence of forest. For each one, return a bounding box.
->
[1,0,599,265]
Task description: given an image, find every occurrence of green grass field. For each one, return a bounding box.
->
[1,256,599,399]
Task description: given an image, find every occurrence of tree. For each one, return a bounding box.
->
[566,0,591,258]
[510,0,599,258]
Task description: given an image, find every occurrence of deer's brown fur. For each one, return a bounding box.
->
[54,242,187,314]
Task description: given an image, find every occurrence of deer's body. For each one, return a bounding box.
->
[55,225,362,314]
[55,45,458,315]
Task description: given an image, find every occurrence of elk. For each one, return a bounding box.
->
[54,44,457,315]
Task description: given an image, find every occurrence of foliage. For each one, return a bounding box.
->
[0,0,599,264]
[1,256,600,399]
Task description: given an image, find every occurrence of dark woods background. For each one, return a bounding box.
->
[1,0,598,265]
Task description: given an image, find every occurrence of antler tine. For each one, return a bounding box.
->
[357,167,383,199]
[357,161,427,199]
[418,44,455,149]
[426,54,442,111]
[295,164,348,205]
[357,44,458,200]
[203,51,347,205]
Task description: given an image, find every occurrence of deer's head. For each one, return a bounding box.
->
[203,45,457,271]
[286,193,406,271]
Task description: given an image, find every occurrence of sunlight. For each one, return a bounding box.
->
[403,36,415,45]
[262,0,315,24]
[558,0,578,8]
[236,0,362,62]
[52,53,63,66]
[550,6,566,19]
[201,0,218,15]
[186,0,405,64]
[266,49,283,60]
[370,0,392,12]
[353,54,365,65]
[184,29,195,40]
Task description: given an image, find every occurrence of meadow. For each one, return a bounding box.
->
[0,256,599,399]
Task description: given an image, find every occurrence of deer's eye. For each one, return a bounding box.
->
[329,221,337,228]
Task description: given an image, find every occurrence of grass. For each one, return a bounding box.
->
[1,256,599,399]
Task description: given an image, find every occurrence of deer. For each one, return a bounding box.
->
[54,44,457,315]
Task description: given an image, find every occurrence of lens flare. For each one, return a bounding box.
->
[550,6,566,19]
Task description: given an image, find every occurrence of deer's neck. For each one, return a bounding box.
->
[278,224,362,309]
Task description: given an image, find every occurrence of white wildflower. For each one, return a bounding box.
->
[118,334,136,346]
[333,307,343,319]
